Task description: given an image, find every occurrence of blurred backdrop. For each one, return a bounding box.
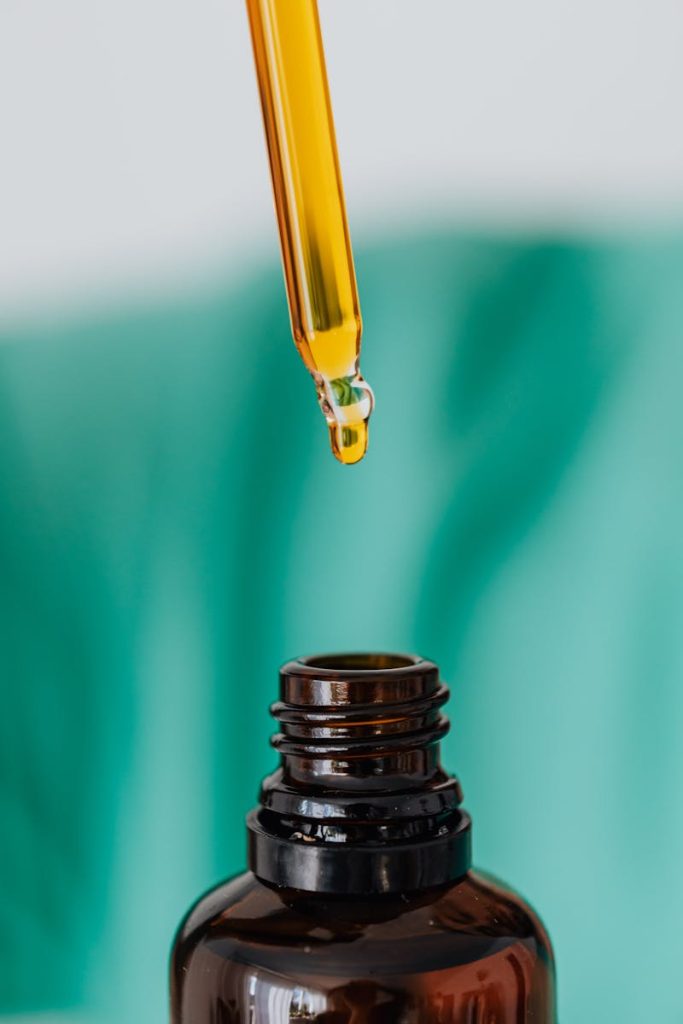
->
[1,2,683,1023]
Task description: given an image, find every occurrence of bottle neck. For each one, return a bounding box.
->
[247,653,472,895]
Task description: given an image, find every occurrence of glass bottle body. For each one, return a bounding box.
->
[171,869,555,1022]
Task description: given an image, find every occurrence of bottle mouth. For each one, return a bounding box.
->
[298,653,422,673]
[279,653,440,709]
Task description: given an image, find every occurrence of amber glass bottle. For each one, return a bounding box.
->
[170,654,556,1022]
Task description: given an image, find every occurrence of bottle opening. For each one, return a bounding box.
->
[301,653,420,673]
[280,653,439,708]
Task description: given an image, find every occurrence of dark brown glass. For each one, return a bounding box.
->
[170,654,556,1022]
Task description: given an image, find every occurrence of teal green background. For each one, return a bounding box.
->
[1,231,683,1022]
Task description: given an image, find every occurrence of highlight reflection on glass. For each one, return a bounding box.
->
[244,971,328,1021]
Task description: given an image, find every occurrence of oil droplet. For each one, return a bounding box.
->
[329,420,368,465]
[316,373,374,466]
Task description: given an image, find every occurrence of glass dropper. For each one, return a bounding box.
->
[246,0,374,464]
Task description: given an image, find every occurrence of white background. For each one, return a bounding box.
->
[1,0,682,317]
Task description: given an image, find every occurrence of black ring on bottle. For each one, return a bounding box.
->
[247,808,472,895]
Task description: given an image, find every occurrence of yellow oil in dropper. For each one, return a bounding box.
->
[246,0,374,465]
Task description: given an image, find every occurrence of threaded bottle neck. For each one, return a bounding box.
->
[273,653,450,790]
[247,654,472,895]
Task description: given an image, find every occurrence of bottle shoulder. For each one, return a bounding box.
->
[172,869,552,978]
[172,870,256,962]
[459,870,554,960]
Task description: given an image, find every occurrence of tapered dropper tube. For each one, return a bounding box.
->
[246,0,374,464]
